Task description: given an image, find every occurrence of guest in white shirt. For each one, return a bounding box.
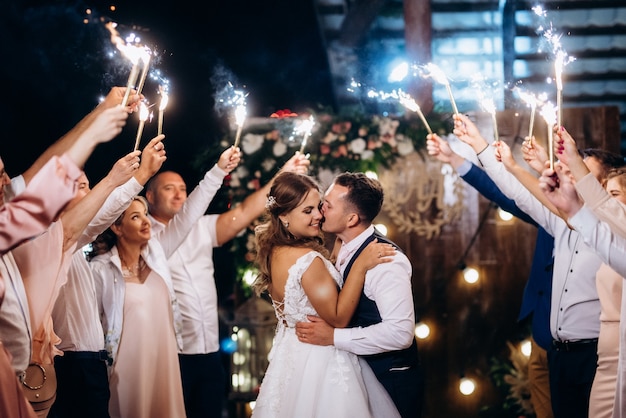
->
[144,152,310,418]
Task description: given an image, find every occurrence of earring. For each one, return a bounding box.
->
[282,221,289,228]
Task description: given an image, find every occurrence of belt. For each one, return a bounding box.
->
[62,350,109,362]
[552,338,598,352]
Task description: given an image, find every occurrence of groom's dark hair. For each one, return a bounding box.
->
[334,172,384,224]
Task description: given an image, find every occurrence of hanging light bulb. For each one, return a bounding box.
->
[498,208,514,221]
[415,322,430,339]
[463,267,480,284]
[459,377,476,395]
[520,339,532,357]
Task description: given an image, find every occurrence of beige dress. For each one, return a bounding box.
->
[108,271,186,418]
[589,264,622,418]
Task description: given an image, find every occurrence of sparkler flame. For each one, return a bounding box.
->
[295,115,316,153]
[157,86,169,136]
[420,63,459,115]
[134,102,150,151]
[540,102,557,169]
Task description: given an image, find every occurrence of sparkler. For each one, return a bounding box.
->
[536,9,575,130]
[480,97,499,143]
[397,90,432,135]
[295,115,316,154]
[106,23,146,107]
[366,88,432,135]
[540,102,557,170]
[555,50,566,128]
[422,63,459,115]
[157,86,169,136]
[134,102,150,151]
[514,88,548,145]
[227,88,247,149]
[135,49,152,98]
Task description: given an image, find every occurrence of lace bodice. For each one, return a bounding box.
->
[270,251,342,328]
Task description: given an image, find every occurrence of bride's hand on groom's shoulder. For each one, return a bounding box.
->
[357,240,396,270]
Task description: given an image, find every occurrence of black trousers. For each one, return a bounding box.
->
[547,341,598,418]
[179,352,226,418]
[49,351,110,418]
[372,364,424,418]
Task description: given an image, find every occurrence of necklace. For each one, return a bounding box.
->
[121,257,146,279]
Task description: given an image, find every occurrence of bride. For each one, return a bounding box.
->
[251,172,401,418]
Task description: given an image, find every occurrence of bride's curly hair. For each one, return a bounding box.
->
[252,172,329,295]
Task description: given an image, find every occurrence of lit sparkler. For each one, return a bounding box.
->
[295,115,316,154]
[480,97,499,143]
[106,23,146,107]
[135,49,152,98]
[539,102,557,170]
[514,88,548,144]
[397,90,432,135]
[134,102,150,151]
[421,63,459,115]
[157,86,169,136]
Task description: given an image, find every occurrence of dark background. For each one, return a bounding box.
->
[0,0,334,185]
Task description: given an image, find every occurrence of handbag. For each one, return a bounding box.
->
[21,363,57,412]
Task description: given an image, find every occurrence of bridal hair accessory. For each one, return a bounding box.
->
[266,195,277,209]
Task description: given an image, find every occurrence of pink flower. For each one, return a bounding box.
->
[320,144,331,155]
[270,109,298,118]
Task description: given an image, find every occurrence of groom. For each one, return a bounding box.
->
[295,172,423,418]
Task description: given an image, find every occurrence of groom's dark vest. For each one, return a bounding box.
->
[343,231,419,377]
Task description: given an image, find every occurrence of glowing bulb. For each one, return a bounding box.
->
[374,224,388,236]
[463,267,479,284]
[459,377,476,395]
[365,171,378,180]
[498,208,513,221]
[415,323,430,339]
[520,339,532,357]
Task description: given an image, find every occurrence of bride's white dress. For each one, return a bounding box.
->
[252,251,401,418]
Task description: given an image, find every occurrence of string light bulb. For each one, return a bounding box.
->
[415,322,430,339]
[463,267,479,284]
[459,377,476,395]
[498,208,514,221]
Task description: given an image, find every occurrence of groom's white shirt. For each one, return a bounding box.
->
[333,225,416,355]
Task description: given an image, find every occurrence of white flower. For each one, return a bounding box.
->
[234,166,249,179]
[241,133,264,154]
[361,150,375,160]
[317,168,340,189]
[349,138,367,154]
[261,158,276,172]
[273,140,288,157]
[230,175,241,188]
[397,140,415,156]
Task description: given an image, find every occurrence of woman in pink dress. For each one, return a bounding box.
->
[90,148,239,418]
[589,169,626,418]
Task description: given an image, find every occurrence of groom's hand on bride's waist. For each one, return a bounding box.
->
[295,315,334,346]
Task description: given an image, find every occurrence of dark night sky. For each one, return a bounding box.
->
[0,0,334,184]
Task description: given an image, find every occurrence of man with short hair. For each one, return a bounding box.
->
[145,152,310,418]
